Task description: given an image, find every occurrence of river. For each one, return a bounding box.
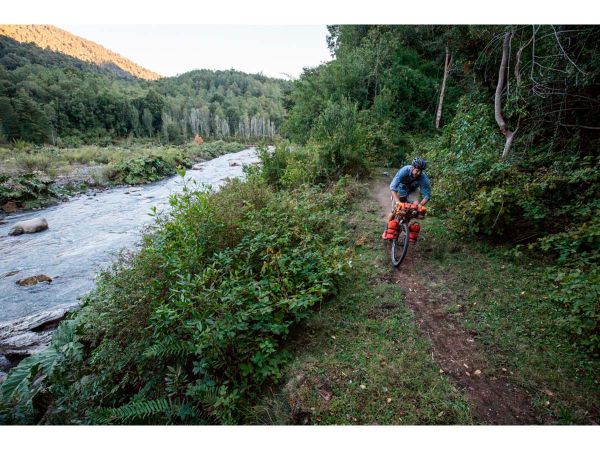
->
[0,147,260,323]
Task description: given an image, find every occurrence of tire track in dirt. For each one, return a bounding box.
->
[374,176,541,424]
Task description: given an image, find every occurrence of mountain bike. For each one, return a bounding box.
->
[389,202,426,267]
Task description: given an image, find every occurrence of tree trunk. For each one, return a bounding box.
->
[435,45,452,129]
[495,32,517,159]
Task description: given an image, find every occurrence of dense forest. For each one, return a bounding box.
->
[1,25,599,425]
[0,32,290,145]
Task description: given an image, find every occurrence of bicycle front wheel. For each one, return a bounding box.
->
[391,222,409,267]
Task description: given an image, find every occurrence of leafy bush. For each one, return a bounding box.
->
[0,171,353,424]
[0,172,54,207]
[424,97,600,242]
[310,98,371,180]
[107,156,176,185]
[0,317,84,424]
[197,140,247,158]
[549,267,600,354]
[10,139,32,151]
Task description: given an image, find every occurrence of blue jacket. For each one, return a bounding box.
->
[390,165,431,199]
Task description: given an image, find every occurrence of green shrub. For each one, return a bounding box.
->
[107,156,176,185]
[61,135,83,148]
[424,97,600,242]
[549,267,600,354]
[310,98,371,180]
[0,171,354,424]
[11,139,32,151]
[199,140,247,158]
[257,143,319,190]
[0,172,54,206]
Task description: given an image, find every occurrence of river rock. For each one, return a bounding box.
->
[1,270,20,279]
[9,217,48,236]
[16,274,53,286]
[2,201,18,213]
[228,160,240,167]
[0,307,71,366]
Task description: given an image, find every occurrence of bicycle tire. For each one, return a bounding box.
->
[391,222,409,267]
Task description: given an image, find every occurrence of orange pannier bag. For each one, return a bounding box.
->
[382,219,400,240]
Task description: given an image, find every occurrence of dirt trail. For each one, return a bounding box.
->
[374,177,540,424]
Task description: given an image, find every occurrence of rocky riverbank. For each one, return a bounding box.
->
[0,140,248,215]
[0,306,72,378]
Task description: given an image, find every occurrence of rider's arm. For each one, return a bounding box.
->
[419,172,431,206]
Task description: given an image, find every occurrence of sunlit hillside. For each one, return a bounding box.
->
[0,24,161,80]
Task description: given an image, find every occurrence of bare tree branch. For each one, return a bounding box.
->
[514,34,534,90]
[551,25,586,75]
[558,123,600,130]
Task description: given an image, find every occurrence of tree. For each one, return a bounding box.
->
[142,108,153,137]
[435,44,453,128]
[494,32,518,159]
[13,88,51,143]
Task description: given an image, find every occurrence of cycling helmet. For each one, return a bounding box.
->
[411,157,427,170]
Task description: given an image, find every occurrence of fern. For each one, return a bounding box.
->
[94,398,175,424]
[0,317,83,421]
[1,349,59,402]
[143,339,194,359]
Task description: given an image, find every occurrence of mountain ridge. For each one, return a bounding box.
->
[0,24,161,80]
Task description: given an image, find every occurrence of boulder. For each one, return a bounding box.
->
[0,270,20,279]
[9,217,48,236]
[0,307,71,367]
[228,160,240,167]
[2,201,18,213]
[16,274,52,286]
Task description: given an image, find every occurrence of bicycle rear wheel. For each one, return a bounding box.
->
[391,222,409,267]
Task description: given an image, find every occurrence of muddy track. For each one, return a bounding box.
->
[374,176,541,424]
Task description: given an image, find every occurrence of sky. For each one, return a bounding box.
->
[58,25,332,80]
[6,1,595,80]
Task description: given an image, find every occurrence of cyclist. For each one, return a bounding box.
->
[383,157,431,237]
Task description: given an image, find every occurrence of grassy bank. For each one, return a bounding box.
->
[255,174,599,424]
[255,180,474,425]
[416,216,600,423]
[0,140,247,211]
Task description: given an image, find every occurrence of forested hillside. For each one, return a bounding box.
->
[0,28,290,145]
[0,25,161,80]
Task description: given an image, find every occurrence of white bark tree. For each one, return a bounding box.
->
[435,44,453,129]
[495,32,518,159]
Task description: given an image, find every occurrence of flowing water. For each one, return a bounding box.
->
[0,147,260,323]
